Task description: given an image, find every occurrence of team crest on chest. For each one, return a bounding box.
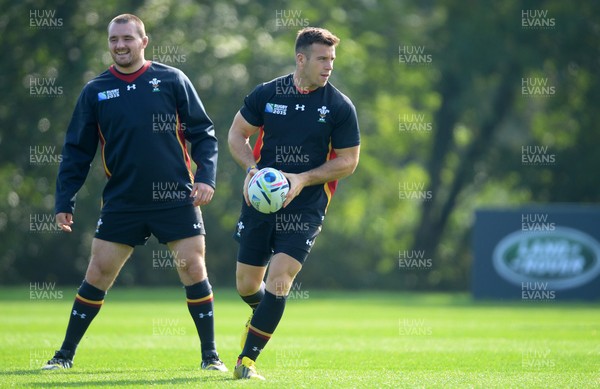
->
[317,106,329,122]
[149,78,161,92]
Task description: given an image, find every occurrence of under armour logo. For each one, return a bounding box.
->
[295,104,305,111]
[236,221,245,237]
[72,310,86,319]
[306,239,314,247]
[252,346,262,352]
[193,223,202,230]
[198,311,213,319]
[127,84,136,91]
[95,218,103,233]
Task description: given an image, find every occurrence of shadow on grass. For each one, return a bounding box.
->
[1,368,235,386]
[27,377,234,387]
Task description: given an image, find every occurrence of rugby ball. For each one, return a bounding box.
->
[248,168,289,213]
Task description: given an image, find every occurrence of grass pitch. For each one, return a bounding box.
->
[0,287,598,388]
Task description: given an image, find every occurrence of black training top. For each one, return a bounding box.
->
[55,61,217,214]
[240,73,360,216]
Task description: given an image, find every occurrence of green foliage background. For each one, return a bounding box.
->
[1,0,598,289]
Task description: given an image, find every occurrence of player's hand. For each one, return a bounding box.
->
[191,182,214,206]
[243,168,258,206]
[56,212,74,233]
[281,172,306,208]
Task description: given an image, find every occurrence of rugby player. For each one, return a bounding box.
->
[42,14,226,372]
[227,27,361,380]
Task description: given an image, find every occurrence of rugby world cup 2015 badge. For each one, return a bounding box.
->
[265,103,287,115]
[98,88,120,101]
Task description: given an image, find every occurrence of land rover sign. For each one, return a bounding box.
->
[492,227,600,290]
[472,207,600,299]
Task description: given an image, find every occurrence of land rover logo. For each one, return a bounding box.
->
[492,226,600,290]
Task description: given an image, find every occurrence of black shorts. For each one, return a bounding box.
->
[233,204,323,266]
[95,205,205,247]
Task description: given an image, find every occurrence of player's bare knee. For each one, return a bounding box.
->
[235,278,252,296]
[236,275,261,296]
[266,274,295,296]
[180,267,206,283]
[178,257,206,283]
[84,267,114,291]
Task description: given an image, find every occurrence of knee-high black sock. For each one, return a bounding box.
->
[241,291,287,361]
[185,279,217,359]
[60,280,106,359]
[240,281,265,312]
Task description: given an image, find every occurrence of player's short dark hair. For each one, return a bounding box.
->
[295,27,340,56]
[108,14,146,38]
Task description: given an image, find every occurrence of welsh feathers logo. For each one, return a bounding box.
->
[317,106,329,122]
[149,78,161,92]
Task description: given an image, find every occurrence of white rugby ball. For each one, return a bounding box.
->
[248,168,289,213]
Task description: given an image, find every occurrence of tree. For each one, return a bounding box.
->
[1,0,598,290]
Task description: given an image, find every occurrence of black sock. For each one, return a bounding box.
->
[60,280,106,359]
[241,291,287,361]
[240,281,265,311]
[185,279,216,359]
